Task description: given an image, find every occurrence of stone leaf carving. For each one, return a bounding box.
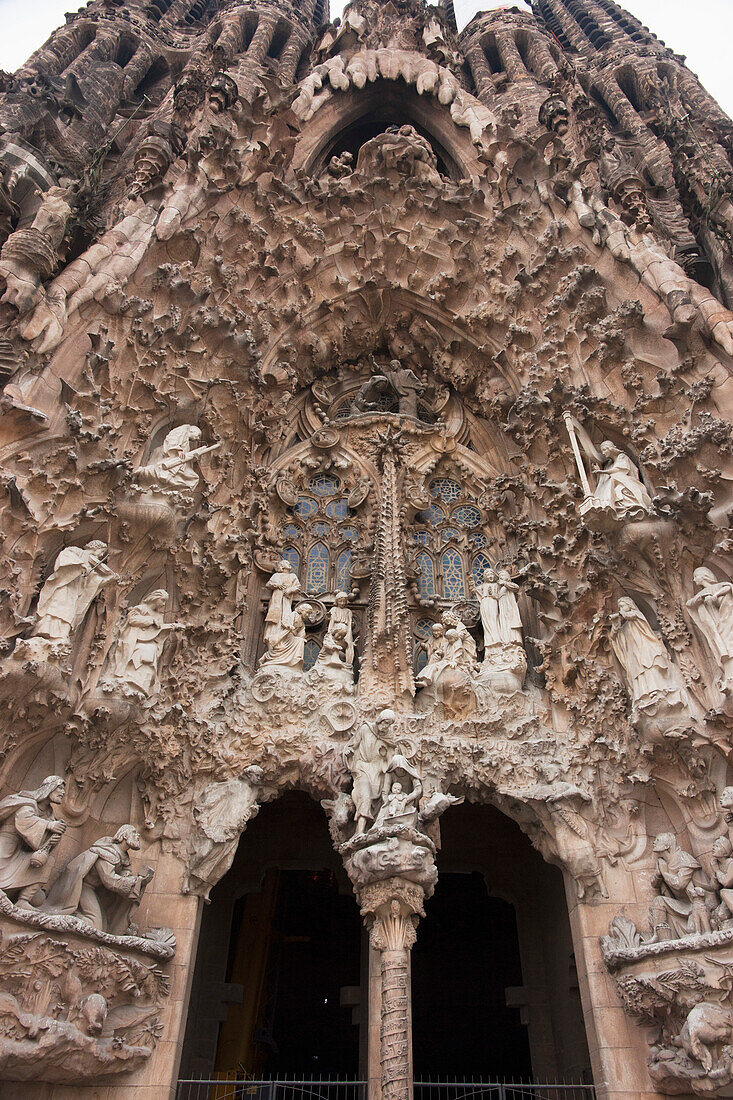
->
[0,915,171,1082]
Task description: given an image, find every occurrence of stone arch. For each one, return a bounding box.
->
[291,80,487,180]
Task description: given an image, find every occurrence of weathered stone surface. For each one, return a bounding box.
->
[0,0,732,1095]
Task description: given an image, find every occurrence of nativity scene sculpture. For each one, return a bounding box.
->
[101,589,185,701]
[135,425,220,500]
[0,776,66,906]
[687,568,733,698]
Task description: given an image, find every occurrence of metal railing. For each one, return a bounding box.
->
[175,1079,595,1100]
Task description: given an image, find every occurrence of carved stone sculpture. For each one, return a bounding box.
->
[0,185,73,314]
[649,832,711,940]
[21,541,117,662]
[328,591,355,666]
[374,755,423,830]
[135,425,218,497]
[610,598,687,724]
[100,590,185,700]
[0,776,66,905]
[259,560,306,670]
[356,124,442,186]
[42,826,154,936]
[475,568,523,649]
[564,414,653,523]
[185,766,264,897]
[344,709,397,835]
[687,567,733,693]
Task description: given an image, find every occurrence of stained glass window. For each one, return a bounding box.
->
[294,497,317,519]
[283,546,300,573]
[442,547,466,599]
[415,648,429,675]
[312,521,330,536]
[283,524,301,541]
[430,478,461,503]
[416,504,445,527]
[416,551,435,598]
[306,542,329,593]
[470,532,489,549]
[309,475,340,497]
[414,531,431,547]
[441,527,461,543]
[326,498,349,520]
[340,526,358,541]
[303,638,320,671]
[336,549,352,591]
[414,619,436,639]
[472,552,492,585]
[452,505,481,528]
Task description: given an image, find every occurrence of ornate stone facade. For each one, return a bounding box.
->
[0,0,732,1096]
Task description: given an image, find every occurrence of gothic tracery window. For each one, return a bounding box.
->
[282,475,355,596]
[411,477,489,601]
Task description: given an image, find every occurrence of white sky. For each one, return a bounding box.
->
[0,0,730,117]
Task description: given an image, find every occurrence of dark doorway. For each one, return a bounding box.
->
[412,872,532,1079]
[180,793,365,1081]
[222,868,362,1076]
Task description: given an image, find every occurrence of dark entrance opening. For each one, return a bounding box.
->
[227,868,362,1076]
[179,793,364,1081]
[412,803,593,1084]
[412,872,532,1079]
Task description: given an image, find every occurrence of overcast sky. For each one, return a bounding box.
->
[0,0,730,117]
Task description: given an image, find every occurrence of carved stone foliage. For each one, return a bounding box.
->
[1,0,733,1090]
[0,904,172,1082]
[603,930,733,1094]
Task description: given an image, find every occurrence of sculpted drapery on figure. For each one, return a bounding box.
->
[649,833,711,940]
[329,592,355,667]
[474,568,523,650]
[345,709,398,835]
[101,589,185,700]
[610,597,686,714]
[135,425,219,496]
[259,560,306,670]
[186,766,264,898]
[25,541,117,660]
[42,825,154,935]
[0,776,66,905]
[687,567,733,691]
[563,415,653,521]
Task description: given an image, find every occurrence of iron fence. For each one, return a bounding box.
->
[175,1079,595,1100]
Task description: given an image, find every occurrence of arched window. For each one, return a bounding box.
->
[306,542,329,594]
[413,617,436,675]
[411,476,487,602]
[336,550,352,592]
[281,474,362,596]
[283,546,300,574]
[416,551,435,599]
[303,638,320,672]
[442,547,466,600]
[472,552,492,585]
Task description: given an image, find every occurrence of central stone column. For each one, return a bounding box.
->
[358,878,425,1100]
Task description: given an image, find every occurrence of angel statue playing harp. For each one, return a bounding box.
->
[563,413,653,522]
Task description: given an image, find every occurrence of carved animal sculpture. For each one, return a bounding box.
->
[79,993,108,1036]
[675,1002,733,1071]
